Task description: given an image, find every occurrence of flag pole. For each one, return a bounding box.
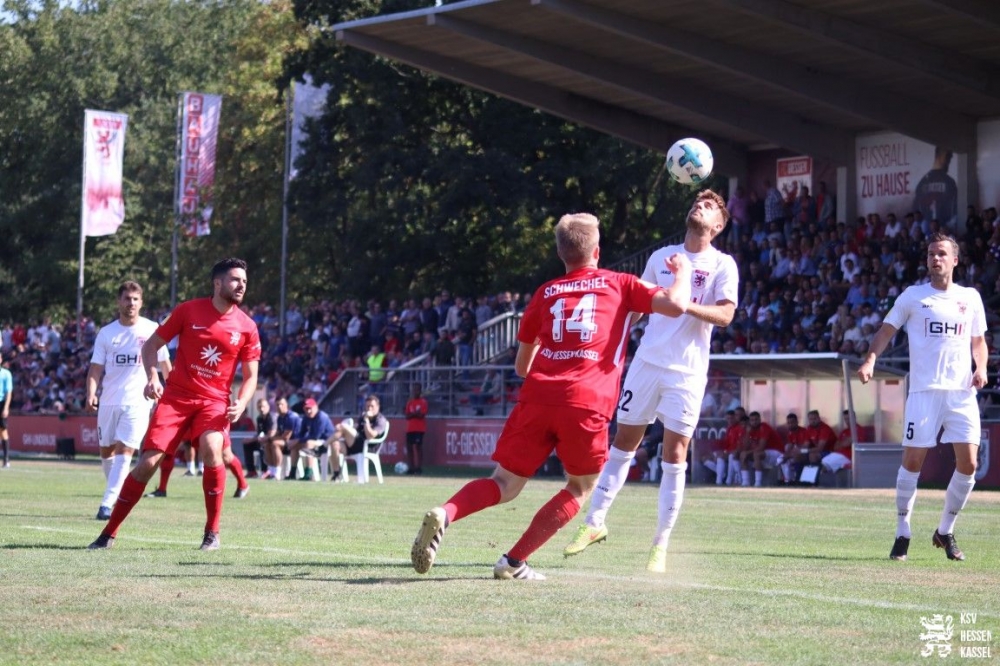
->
[170,93,183,309]
[77,112,88,347]
[280,85,292,339]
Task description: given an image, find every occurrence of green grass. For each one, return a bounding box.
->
[1,460,998,665]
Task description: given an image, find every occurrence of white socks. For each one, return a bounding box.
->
[101,454,131,508]
[939,470,975,535]
[585,447,635,528]
[895,467,920,539]
[101,456,113,481]
[653,462,687,548]
[727,455,741,485]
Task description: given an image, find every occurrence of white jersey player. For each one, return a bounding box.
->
[858,233,988,562]
[564,189,739,572]
[86,282,172,520]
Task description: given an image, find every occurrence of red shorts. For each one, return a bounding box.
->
[144,391,231,457]
[492,402,610,477]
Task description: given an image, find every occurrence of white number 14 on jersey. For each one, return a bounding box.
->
[550,293,597,342]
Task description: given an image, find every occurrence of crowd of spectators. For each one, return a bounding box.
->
[3,192,1000,417]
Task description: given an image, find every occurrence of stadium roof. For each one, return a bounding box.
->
[332,0,1000,175]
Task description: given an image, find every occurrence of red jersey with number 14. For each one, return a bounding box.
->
[516,267,658,417]
[156,298,262,403]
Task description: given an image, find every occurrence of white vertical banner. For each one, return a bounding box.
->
[856,132,959,226]
[178,92,223,237]
[82,110,128,237]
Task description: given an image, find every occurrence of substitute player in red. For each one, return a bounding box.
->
[89,258,261,551]
[410,212,692,580]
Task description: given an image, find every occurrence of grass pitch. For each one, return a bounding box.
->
[1,460,997,665]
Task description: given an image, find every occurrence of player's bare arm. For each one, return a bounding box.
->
[647,253,691,317]
[971,335,988,389]
[684,299,735,327]
[514,340,540,378]
[85,363,104,411]
[227,360,259,423]
[141,332,168,400]
[857,322,899,384]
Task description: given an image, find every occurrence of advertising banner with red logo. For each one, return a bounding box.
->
[11,414,996,489]
[776,156,812,204]
[82,110,128,237]
[177,92,222,237]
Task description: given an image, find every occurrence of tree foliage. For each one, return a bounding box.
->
[0,0,703,325]
[0,0,303,323]
[282,0,697,302]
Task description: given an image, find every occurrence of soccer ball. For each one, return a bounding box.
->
[665,137,713,185]
[394,461,409,475]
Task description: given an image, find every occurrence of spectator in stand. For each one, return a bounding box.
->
[816,181,835,225]
[443,296,465,336]
[474,295,494,329]
[764,179,785,228]
[420,297,440,338]
[456,308,478,368]
[285,302,305,337]
[364,344,387,393]
[727,185,749,240]
[740,411,782,487]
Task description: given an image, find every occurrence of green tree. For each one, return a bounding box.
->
[283,0,695,303]
[0,0,301,323]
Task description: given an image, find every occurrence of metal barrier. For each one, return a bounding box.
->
[318,365,523,419]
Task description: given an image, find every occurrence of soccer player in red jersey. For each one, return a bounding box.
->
[403,383,429,474]
[410,212,692,580]
[779,413,810,484]
[88,258,261,551]
[741,411,783,487]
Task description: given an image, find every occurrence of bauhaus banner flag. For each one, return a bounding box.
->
[177,92,223,237]
[82,110,129,237]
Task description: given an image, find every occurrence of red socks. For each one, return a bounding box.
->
[444,478,501,524]
[157,454,175,493]
[227,455,247,490]
[104,473,148,537]
[202,464,226,533]
[507,489,580,563]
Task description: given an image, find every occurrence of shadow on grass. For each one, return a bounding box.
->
[690,549,874,562]
[3,542,92,550]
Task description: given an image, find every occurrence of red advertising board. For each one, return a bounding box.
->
[9,416,1000,489]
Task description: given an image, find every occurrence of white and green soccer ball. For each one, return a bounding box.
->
[666,137,714,185]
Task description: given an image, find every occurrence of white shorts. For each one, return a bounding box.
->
[97,403,153,450]
[822,452,851,472]
[616,357,705,438]
[902,389,980,448]
[760,449,782,468]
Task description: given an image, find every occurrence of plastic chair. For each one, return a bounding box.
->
[345,423,390,484]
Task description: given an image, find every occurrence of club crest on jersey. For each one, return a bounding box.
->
[230,331,240,345]
[958,302,967,315]
[693,270,709,288]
